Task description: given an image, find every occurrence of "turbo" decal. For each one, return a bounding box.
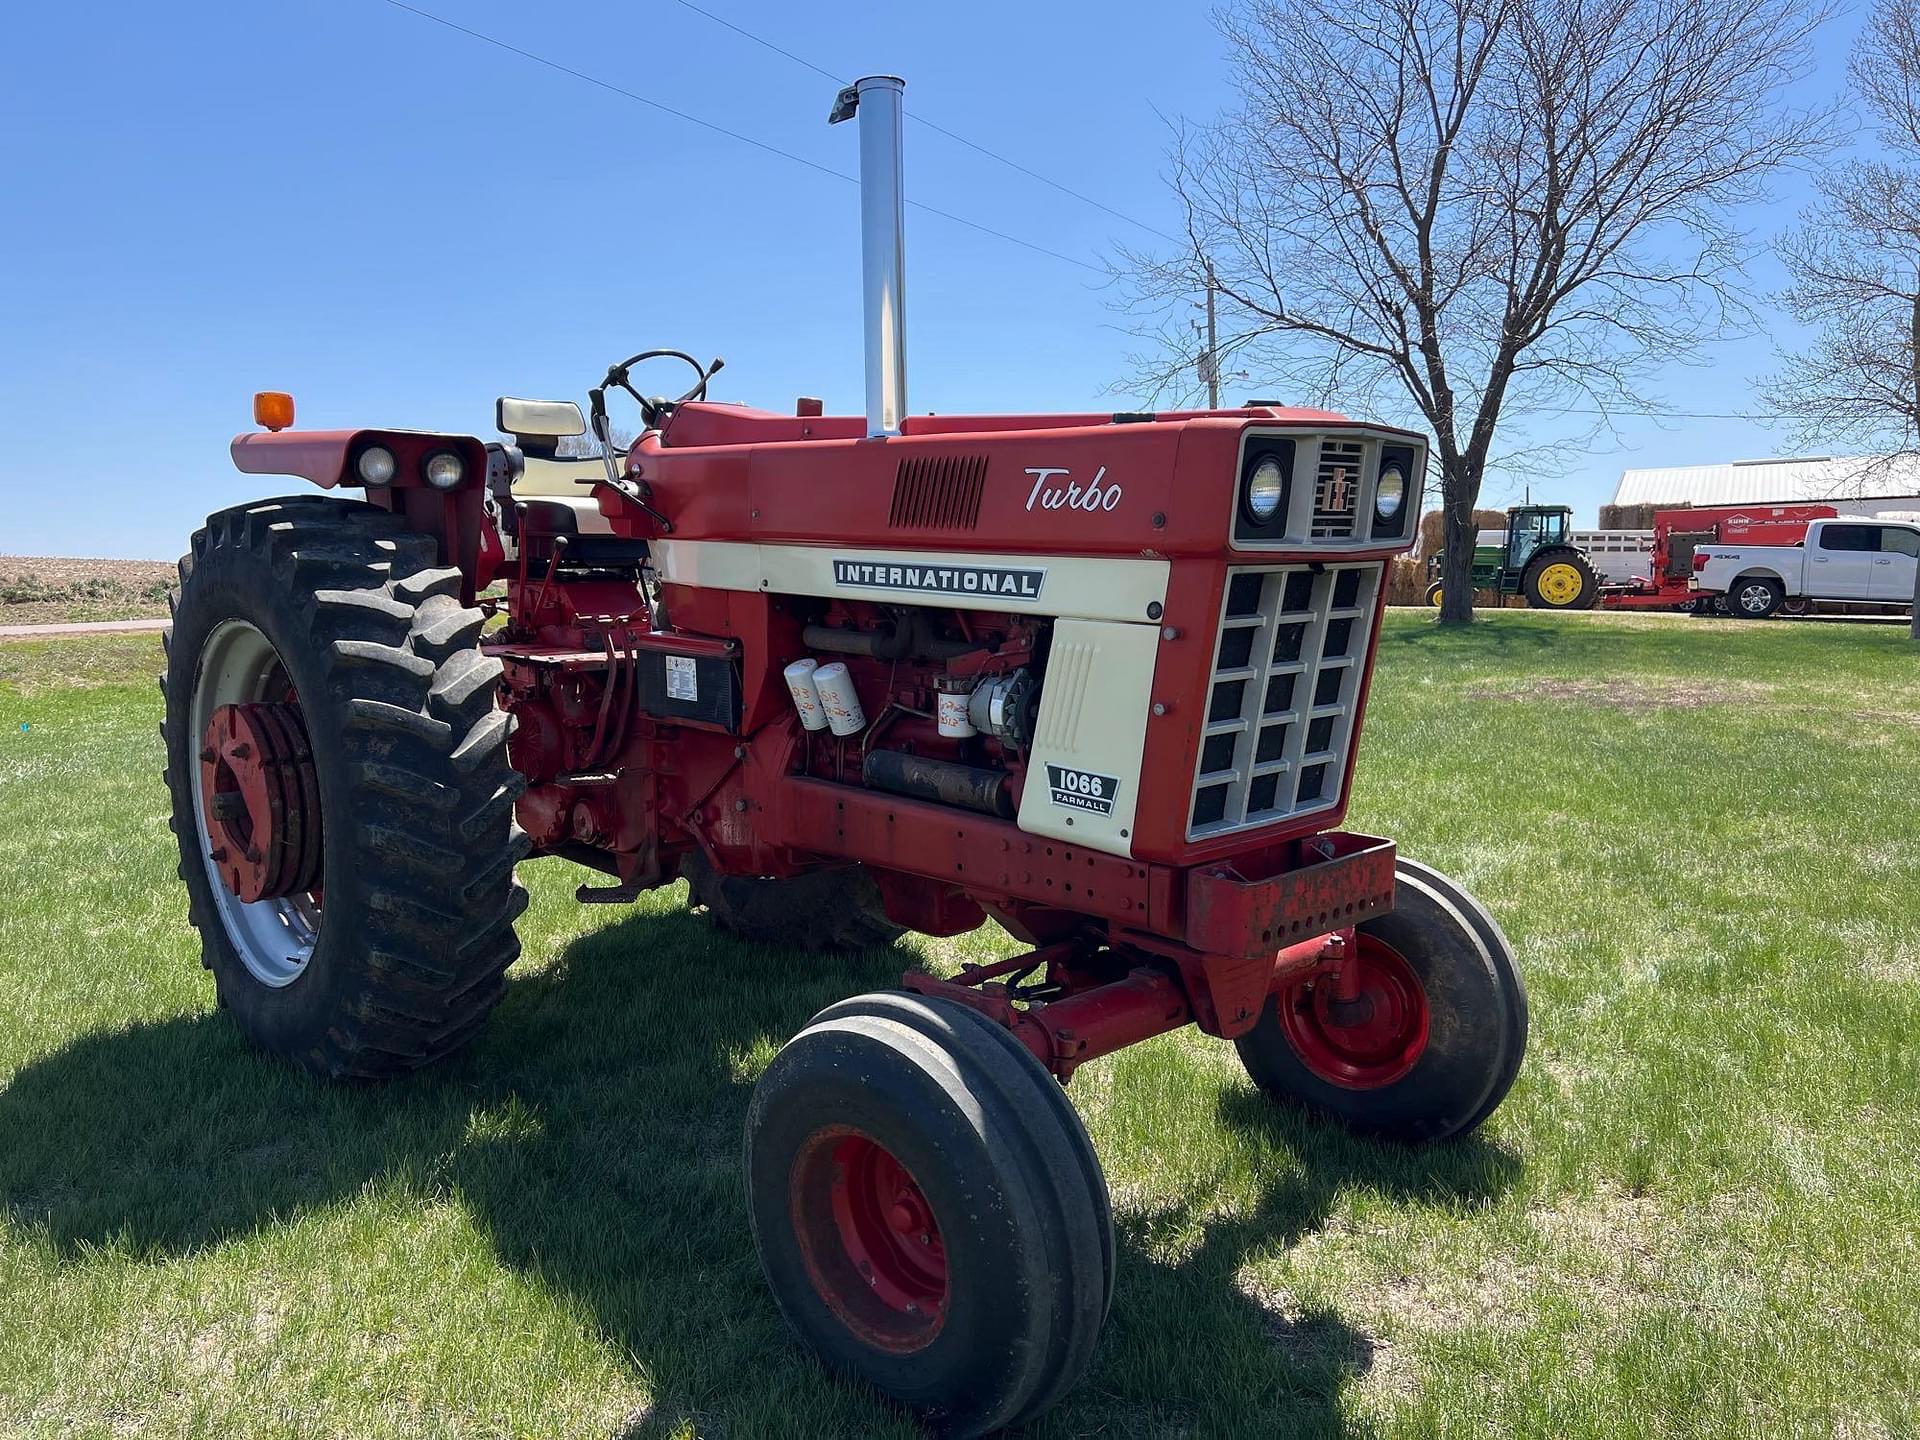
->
[1025,466,1122,513]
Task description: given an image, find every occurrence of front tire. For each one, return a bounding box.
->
[745,992,1112,1436]
[162,496,529,1079]
[1423,580,1445,608]
[1235,860,1527,1143]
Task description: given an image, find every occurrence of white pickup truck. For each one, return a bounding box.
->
[1693,517,1920,617]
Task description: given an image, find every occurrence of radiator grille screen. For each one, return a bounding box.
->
[1188,562,1381,839]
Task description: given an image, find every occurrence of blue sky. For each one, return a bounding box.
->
[0,1,1866,558]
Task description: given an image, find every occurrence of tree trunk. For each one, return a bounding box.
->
[1438,459,1482,625]
[1910,284,1919,641]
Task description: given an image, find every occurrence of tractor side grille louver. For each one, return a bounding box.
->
[1311,439,1364,539]
[1188,562,1381,840]
[889,454,987,531]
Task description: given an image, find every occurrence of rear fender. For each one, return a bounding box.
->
[230,427,495,602]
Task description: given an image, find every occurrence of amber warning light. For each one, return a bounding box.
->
[253,391,295,431]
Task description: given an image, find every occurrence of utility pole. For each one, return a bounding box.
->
[1203,258,1219,409]
[1193,258,1220,409]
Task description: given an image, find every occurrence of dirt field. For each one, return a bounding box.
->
[0,555,175,625]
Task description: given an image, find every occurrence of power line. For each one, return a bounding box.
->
[377,0,1105,275]
[663,0,1185,245]
[379,1,850,184]
[1553,408,1796,421]
[666,0,843,85]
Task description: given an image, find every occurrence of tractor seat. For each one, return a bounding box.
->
[495,396,629,549]
[511,454,618,537]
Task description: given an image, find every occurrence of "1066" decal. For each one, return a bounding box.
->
[1045,763,1122,817]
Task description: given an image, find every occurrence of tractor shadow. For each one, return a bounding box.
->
[0,911,1518,1437]
[1060,1091,1519,1438]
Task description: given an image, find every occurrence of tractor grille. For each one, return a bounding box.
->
[888,454,987,531]
[1310,440,1364,539]
[1188,562,1381,840]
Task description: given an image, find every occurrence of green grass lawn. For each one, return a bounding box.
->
[1,612,1916,1439]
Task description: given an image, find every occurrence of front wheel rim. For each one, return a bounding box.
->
[1278,935,1430,1089]
[187,619,322,987]
[790,1126,949,1353]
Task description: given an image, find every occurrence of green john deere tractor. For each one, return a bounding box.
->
[1424,504,1601,610]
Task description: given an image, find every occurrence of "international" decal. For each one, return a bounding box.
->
[833,559,1046,600]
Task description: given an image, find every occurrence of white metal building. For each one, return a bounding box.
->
[1612,454,1920,515]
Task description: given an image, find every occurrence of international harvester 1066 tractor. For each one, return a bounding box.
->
[161,78,1526,1435]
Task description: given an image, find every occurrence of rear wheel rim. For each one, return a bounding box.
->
[1278,935,1430,1089]
[188,619,322,987]
[1537,562,1583,605]
[1739,584,1772,613]
[790,1126,948,1353]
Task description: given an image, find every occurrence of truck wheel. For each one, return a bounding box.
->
[1730,576,1783,618]
[1235,861,1526,1143]
[745,991,1112,1436]
[1781,596,1814,617]
[1522,550,1600,609]
[682,853,904,950]
[162,496,529,1080]
[1423,580,1445,608]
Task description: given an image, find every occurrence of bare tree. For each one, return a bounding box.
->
[1117,0,1834,622]
[1765,0,1919,462]
[1761,0,1920,632]
[556,426,635,459]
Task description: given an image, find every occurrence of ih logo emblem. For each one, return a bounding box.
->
[1046,764,1121,817]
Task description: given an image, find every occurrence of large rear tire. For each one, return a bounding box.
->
[162,496,529,1079]
[745,991,1112,1436]
[1522,549,1601,609]
[1235,860,1526,1143]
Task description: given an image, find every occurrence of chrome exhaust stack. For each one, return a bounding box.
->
[829,75,907,438]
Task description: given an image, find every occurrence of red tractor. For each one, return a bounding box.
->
[160,78,1525,1435]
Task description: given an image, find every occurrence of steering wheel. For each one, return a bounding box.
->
[589,349,725,442]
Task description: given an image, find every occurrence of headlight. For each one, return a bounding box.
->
[356,445,397,486]
[1376,464,1406,519]
[1243,454,1286,524]
[424,451,465,490]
